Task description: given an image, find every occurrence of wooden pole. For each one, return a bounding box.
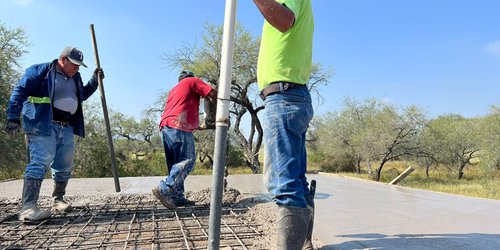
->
[24,134,30,163]
[389,166,415,185]
[89,24,121,192]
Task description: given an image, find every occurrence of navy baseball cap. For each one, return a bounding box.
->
[61,47,87,67]
[178,70,195,81]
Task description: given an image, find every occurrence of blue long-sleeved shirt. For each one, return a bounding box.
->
[7,59,98,137]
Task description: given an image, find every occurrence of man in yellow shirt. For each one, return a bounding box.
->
[253,0,315,249]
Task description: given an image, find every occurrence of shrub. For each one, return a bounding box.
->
[319,156,356,173]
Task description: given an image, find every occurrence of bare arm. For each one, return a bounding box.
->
[253,0,295,32]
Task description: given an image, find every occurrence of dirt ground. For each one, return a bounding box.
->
[0,187,323,249]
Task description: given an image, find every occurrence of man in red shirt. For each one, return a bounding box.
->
[153,70,217,209]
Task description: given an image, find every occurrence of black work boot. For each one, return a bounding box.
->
[19,177,52,222]
[152,186,177,209]
[174,197,196,207]
[52,181,72,213]
[276,205,312,250]
[303,195,315,250]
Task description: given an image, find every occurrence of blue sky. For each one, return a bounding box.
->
[2,0,499,120]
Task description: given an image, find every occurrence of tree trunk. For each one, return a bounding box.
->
[458,161,467,179]
[206,154,214,166]
[366,161,372,177]
[355,158,361,174]
[375,159,388,181]
[458,165,465,179]
[375,167,382,181]
[245,154,261,174]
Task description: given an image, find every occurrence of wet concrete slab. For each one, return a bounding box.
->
[312,174,500,250]
[1,173,499,249]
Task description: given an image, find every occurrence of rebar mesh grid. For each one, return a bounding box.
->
[0,198,264,249]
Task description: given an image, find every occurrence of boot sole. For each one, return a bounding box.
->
[174,201,196,207]
[152,188,177,210]
[19,210,51,222]
[52,207,73,213]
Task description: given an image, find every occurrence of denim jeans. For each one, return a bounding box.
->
[159,127,196,200]
[25,123,75,181]
[263,85,314,208]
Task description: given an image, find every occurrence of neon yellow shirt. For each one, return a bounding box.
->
[257,0,314,90]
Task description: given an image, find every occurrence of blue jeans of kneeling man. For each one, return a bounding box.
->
[159,126,196,200]
[263,85,314,208]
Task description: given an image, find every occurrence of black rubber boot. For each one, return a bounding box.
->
[52,181,72,213]
[276,205,312,250]
[303,195,315,250]
[19,177,51,221]
[174,197,196,207]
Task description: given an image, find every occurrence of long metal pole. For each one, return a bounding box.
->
[208,0,237,249]
[89,24,121,192]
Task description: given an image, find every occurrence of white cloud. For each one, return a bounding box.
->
[486,40,500,56]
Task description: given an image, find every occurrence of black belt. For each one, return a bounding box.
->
[53,120,70,126]
[260,81,306,100]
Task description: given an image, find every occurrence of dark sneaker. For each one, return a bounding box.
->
[174,197,196,207]
[152,187,177,209]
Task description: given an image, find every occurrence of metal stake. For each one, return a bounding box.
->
[208,0,237,249]
[89,24,121,192]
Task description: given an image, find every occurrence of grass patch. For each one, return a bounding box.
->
[336,161,500,200]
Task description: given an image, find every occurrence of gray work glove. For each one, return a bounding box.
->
[5,119,21,137]
[200,98,217,130]
[93,67,105,80]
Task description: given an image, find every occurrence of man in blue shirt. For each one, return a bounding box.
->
[6,47,103,221]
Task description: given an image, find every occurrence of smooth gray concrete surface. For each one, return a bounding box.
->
[311,174,500,250]
[1,174,499,249]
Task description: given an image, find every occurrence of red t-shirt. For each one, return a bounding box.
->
[159,77,214,132]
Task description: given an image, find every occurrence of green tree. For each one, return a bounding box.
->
[309,111,360,173]
[111,111,160,159]
[480,106,500,170]
[425,114,482,179]
[368,104,426,181]
[312,98,427,181]
[414,126,439,178]
[0,23,29,179]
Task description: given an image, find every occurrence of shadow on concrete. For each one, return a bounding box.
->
[318,233,500,250]
[314,192,332,200]
[232,193,273,208]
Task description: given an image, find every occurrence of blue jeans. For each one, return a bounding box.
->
[159,127,196,200]
[25,123,75,181]
[263,85,314,208]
